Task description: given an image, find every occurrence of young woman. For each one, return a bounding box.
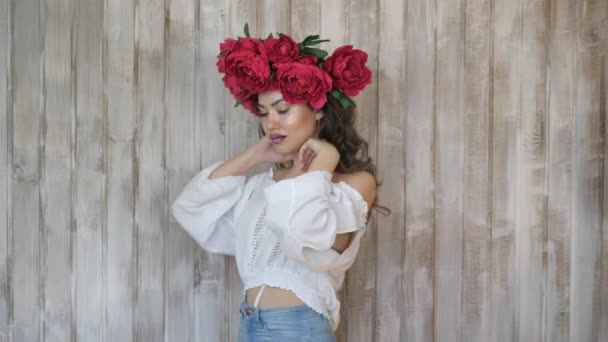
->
[172,27,387,341]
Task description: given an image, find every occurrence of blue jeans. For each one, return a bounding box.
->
[237,298,335,341]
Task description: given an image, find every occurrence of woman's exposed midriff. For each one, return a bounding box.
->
[245,285,306,308]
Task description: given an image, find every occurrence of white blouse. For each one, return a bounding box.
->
[171,161,369,331]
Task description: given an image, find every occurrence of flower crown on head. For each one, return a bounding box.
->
[217,23,372,116]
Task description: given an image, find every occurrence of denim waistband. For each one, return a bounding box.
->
[239,296,313,320]
[238,296,335,341]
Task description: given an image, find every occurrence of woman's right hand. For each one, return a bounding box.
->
[209,136,290,179]
[248,136,293,164]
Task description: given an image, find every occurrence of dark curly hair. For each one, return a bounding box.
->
[257,94,391,217]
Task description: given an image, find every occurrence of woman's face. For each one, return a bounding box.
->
[257,90,320,155]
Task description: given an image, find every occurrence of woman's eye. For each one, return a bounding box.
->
[259,109,288,117]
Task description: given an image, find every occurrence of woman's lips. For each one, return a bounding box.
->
[270,134,286,144]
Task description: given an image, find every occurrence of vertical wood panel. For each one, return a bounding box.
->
[516,0,549,340]
[546,0,575,341]
[259,0,289,36]
[0,0,9,339]
[490,0,521,340]
[225,0,259,161]
[193,1,230,341]
[571,0,604,340]
[317,3,350,340]
[321,0,347,53]
[165,0,196,340]
[11,0,42,340]
[224,3,258,340]
[74,0,105,340]
[290,0,319,42]
[376,0,405,341]
[344,0,377,341]
[42,0,73,341]
[601,2,608,339]
[434,0,465,340]
[105,0,136,340]
[133,0,165,340]
[258,2,290,42]
[405,0,436,341]
[462,0,492,340]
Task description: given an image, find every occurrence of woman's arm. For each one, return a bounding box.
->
[331,171,376,253]
[171,161,247,255]
[208,147,260,179]
[263,170,371,272]
[210,135,293,179]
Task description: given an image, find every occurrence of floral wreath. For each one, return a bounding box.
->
[217,23,372,116]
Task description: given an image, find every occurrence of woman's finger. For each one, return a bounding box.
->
[298,142,310,163]
[303,138,319,152]
[300,152,309,170]
[301,151,312,170]
[304,151,316,171]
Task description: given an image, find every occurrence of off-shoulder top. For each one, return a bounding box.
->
[171,161,369,331]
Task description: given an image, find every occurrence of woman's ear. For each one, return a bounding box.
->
[315,110,324,120]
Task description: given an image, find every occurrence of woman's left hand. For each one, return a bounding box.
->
[298,138,340,172]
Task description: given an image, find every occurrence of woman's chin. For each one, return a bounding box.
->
[272,143,296,155]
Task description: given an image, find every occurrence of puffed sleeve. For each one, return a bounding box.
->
[263,170,369,272]
[171,161,246,256]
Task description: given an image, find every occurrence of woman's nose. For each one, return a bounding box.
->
[267,111,280,128]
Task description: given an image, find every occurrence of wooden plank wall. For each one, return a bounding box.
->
[1,0,607,341]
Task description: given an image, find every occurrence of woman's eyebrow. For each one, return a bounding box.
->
[257,98,285,109]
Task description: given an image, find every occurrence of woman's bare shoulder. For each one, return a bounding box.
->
[334,171,376,209]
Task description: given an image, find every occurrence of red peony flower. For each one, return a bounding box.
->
[296,55,318,65]
[274,61,333,109]
[220,38,237,52]
[267,76,280,91]
[241,98,261,116]
[216,38,237,73]
[323,45,372,96]
[222,75,261,116]
[263,35,300,63]
[222,75,248,100]
[217,26,371,115]
[221,38,271,93]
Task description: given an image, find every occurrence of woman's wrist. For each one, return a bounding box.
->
[306,147,339,173]
[209,148,262,179]
[242,147,264,169]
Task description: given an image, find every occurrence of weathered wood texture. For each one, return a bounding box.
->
[0,0,9,339]
[0,0,606,341]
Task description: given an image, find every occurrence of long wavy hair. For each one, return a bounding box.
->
[256,94,391,218]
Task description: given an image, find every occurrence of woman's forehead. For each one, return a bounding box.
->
[257,90,284,105]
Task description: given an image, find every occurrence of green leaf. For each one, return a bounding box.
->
[337,95,350,109]
[306,39,330,46]
[330,89,343,97]
[301,47,328,59]
[234,99,243,108]
[330,89,356,109]
[300,34,320,46]
[244,23,250,38]
[266,32,274,39]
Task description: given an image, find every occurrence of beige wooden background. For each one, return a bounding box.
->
[1,0,607,341]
